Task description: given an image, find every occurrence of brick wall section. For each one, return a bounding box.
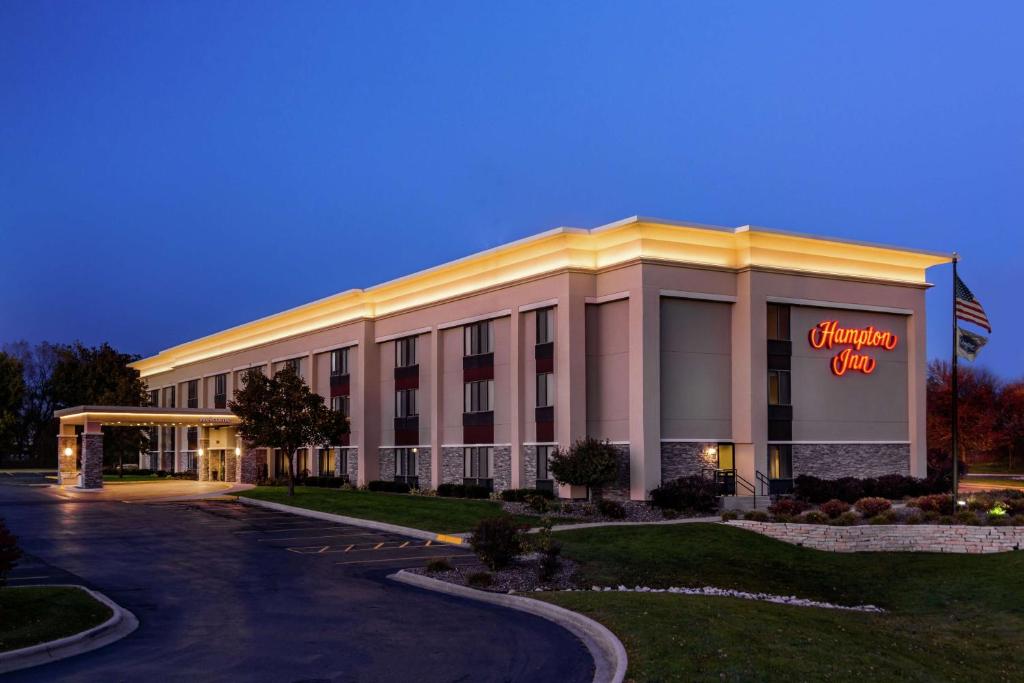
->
[727,520,1024,554]
[492,446,511,493]
[792,443,910,478]
[81,433,104,489]
[238,448,263,484]
[441,447,463,485]
[378,449,396,482]
[660,442,718,482]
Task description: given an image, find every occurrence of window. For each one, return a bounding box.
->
[395,448,417,478]
[331,395,350,418]
[163,426,175,449]
[767,303,791,341]
[295,448,309,476]
[536,307,554,344]
[768,445,793,480]
[283,358,301,375]
[214,373,227,398]
[187,380,198,408]
[339,449,349,476]
[536,372,554,408]
[187,427,198,451]
[396,336,417,368]
[395,388,418,418]
[464,320,493,356]
[318,448,335,476]
[768,370,791,405]
[330,348,349,376]
[164,386,176,408]
[536,445,554,481]
[150,389,159,407]
[464,379,494,413]
[464,446,493,479]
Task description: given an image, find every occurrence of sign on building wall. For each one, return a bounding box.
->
[808,320,899,376]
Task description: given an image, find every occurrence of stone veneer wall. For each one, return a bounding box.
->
[792,443,910,478]
[378,449,396,482]
[416,447,432,490]
[522,445,541,488]
[224,450,238,482]
[441,447,463,485]
[198,453,209,482]
[660,442,719,482]
[238,448,264,484]
[604,444,631,501]
[339,447,359,483]
[728,520,1024,554]
[492,446,511,493]
[81,433,104,489]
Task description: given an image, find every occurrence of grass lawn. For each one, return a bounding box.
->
[961,476,1024,491]
[0,586,112,653]
[239,486,545,534]
[970,461,1024,475]
[537,524,1024,681]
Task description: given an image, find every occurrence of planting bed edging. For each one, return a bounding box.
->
[390,570,626,683]
[0,585,139,674]
[727,520,1024,553]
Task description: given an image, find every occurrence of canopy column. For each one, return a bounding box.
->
[57,423,78,486]
[81,420,104,489]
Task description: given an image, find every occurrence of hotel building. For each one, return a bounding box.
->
[121,217,949,500]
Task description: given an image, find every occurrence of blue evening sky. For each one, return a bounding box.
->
[1,2,1021,374]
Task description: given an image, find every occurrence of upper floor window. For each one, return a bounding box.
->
[187,380,198,409]
[768,369,791,406]
[150,389,159,407]
[464,379,494,413]
[331,395,350,418]
[536,372,554,408]
[330,348,349,376]
[464,320,493,356]
[767,303,791,341]
[395,388,418,418]
[396,336,417,368]
[214,373,227,397]
[164,386,176,408]
[283,358,301,375]
[536,307,554,345]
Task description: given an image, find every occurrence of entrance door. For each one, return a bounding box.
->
[717,443,735,470]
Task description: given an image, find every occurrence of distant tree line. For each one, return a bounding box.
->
[0,341,148,468]
[927,359,1024,470]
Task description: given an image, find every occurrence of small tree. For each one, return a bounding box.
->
[548,436,620,501]
[229,366,348,497]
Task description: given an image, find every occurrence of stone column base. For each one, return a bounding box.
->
[238,448,264,484]
[81,432,104,489]
[225,450,238,482]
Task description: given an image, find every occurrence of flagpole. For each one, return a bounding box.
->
[951,253,959,508]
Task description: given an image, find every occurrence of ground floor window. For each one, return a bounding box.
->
[536,445,555,493]
[339,449,350,478]
[273,450,287,478]
[395,448,417,486]
[464,446,492,479]
[768,444,793,480]
[184,451,197,472]
[318,448,335,476]
[295,448,309,477]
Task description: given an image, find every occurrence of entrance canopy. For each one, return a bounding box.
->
[55,405,240,428]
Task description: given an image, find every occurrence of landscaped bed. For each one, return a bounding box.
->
[0,586,112,654]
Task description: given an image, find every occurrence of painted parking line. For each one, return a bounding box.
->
[334,554,477,567]
[255,531,389,543]
[286,540,431,555]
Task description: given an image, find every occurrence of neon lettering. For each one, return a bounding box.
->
[808,320,898,376]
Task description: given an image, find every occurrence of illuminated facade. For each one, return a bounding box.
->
[129,217,950,499]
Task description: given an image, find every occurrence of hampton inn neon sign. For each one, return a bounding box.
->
[808,320,899,377]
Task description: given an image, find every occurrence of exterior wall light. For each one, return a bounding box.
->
[234,447,241,456]
[198,448,205,456]
[63,447,73,457]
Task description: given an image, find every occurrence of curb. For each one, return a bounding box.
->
[236,496,465,545]
[547,515,720,533]
[0,584,139,675]
[390,570,626,683]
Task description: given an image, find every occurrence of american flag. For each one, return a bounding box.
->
[955,274,991,332]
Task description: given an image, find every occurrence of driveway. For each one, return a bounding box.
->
[0,478,593,682]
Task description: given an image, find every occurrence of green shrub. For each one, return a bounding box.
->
[819,498,851,519]
[649,476,718,514]
[938,514,956,525]
[469,515,524,570]
[549,437,621,500]
[367,480,411,494]
[966,494,994,512]
[597,499,626,519]
[437,483,491,499]
[532,518,562,581]
[720,510,739,521]
[955,510,980,526]
[466,571,493,589]
[869,510,898,525]
[830,511,859,526]
[500,488,555,502]
[155,470,170,478]
[743,510,770,522]
[526,494,551,513]
[425,558,452,573]
[904,511,925,525]
[802,510,829,525]
[854,497,892,518]
[1012,514,1024,526]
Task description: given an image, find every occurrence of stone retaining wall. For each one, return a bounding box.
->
[727,520,1024,554]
